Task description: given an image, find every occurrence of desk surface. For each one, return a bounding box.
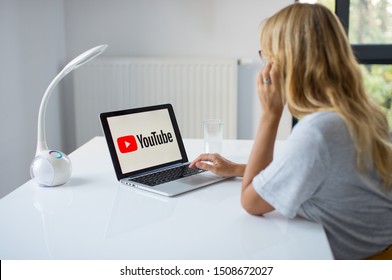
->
[0,137,333,259]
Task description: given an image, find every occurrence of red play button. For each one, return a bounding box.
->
[117,135,138,153]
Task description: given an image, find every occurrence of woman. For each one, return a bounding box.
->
[190,3,392,260]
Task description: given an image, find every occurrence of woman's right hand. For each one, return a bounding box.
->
[189,153,246,177]
[257,62,284,118]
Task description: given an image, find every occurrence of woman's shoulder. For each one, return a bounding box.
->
[291,111,351,147]
[300,111,343,125]
[295,111,346,134]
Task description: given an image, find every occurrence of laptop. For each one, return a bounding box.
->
[100,104,228,196]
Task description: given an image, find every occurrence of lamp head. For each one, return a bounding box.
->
[31,44,107,187]
[62,45,108,75]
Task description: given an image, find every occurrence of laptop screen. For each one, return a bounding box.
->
[100,104,188,180]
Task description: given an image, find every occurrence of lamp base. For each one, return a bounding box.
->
[30,150,72,187]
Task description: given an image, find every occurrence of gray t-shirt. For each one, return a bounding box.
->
[253,111,392,259]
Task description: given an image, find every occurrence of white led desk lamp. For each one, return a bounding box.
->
[30,44,108,187]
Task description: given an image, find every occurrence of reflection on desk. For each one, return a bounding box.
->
[0,137,333,259]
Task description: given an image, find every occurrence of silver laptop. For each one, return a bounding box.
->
[100,104,228,196]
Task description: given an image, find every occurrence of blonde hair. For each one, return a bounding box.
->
[260,3,392,189]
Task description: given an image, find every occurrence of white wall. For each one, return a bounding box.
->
[62,0,293,152]
[0,0,293,198]
[0,0,66,198]
[64,0,291,58]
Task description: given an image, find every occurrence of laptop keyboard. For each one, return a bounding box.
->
[131,165,206,186]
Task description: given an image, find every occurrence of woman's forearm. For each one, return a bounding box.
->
[242,114,281,190]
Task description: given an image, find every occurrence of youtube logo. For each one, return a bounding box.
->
[117,135,138,153]
[117,130,173,154]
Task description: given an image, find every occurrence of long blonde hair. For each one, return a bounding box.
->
[260,3,392,189]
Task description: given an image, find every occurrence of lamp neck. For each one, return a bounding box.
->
[34,45,107,156]
[36,69,67,155]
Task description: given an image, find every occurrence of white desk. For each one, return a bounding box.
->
[0,137,333,259]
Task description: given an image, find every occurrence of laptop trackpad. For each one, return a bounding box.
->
[152,172,227,196]
[179,172,222,186]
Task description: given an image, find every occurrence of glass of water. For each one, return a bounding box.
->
[203,119,224,154]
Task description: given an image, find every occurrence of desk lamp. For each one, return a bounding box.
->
[30,44,108,186]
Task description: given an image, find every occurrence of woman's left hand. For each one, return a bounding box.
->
[189,153,246,177]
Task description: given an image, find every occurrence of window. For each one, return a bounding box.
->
[298,0,392,127]
[348,0,392,45]
[297,0,335,11]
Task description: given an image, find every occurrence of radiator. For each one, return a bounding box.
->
[72,57,238,147]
